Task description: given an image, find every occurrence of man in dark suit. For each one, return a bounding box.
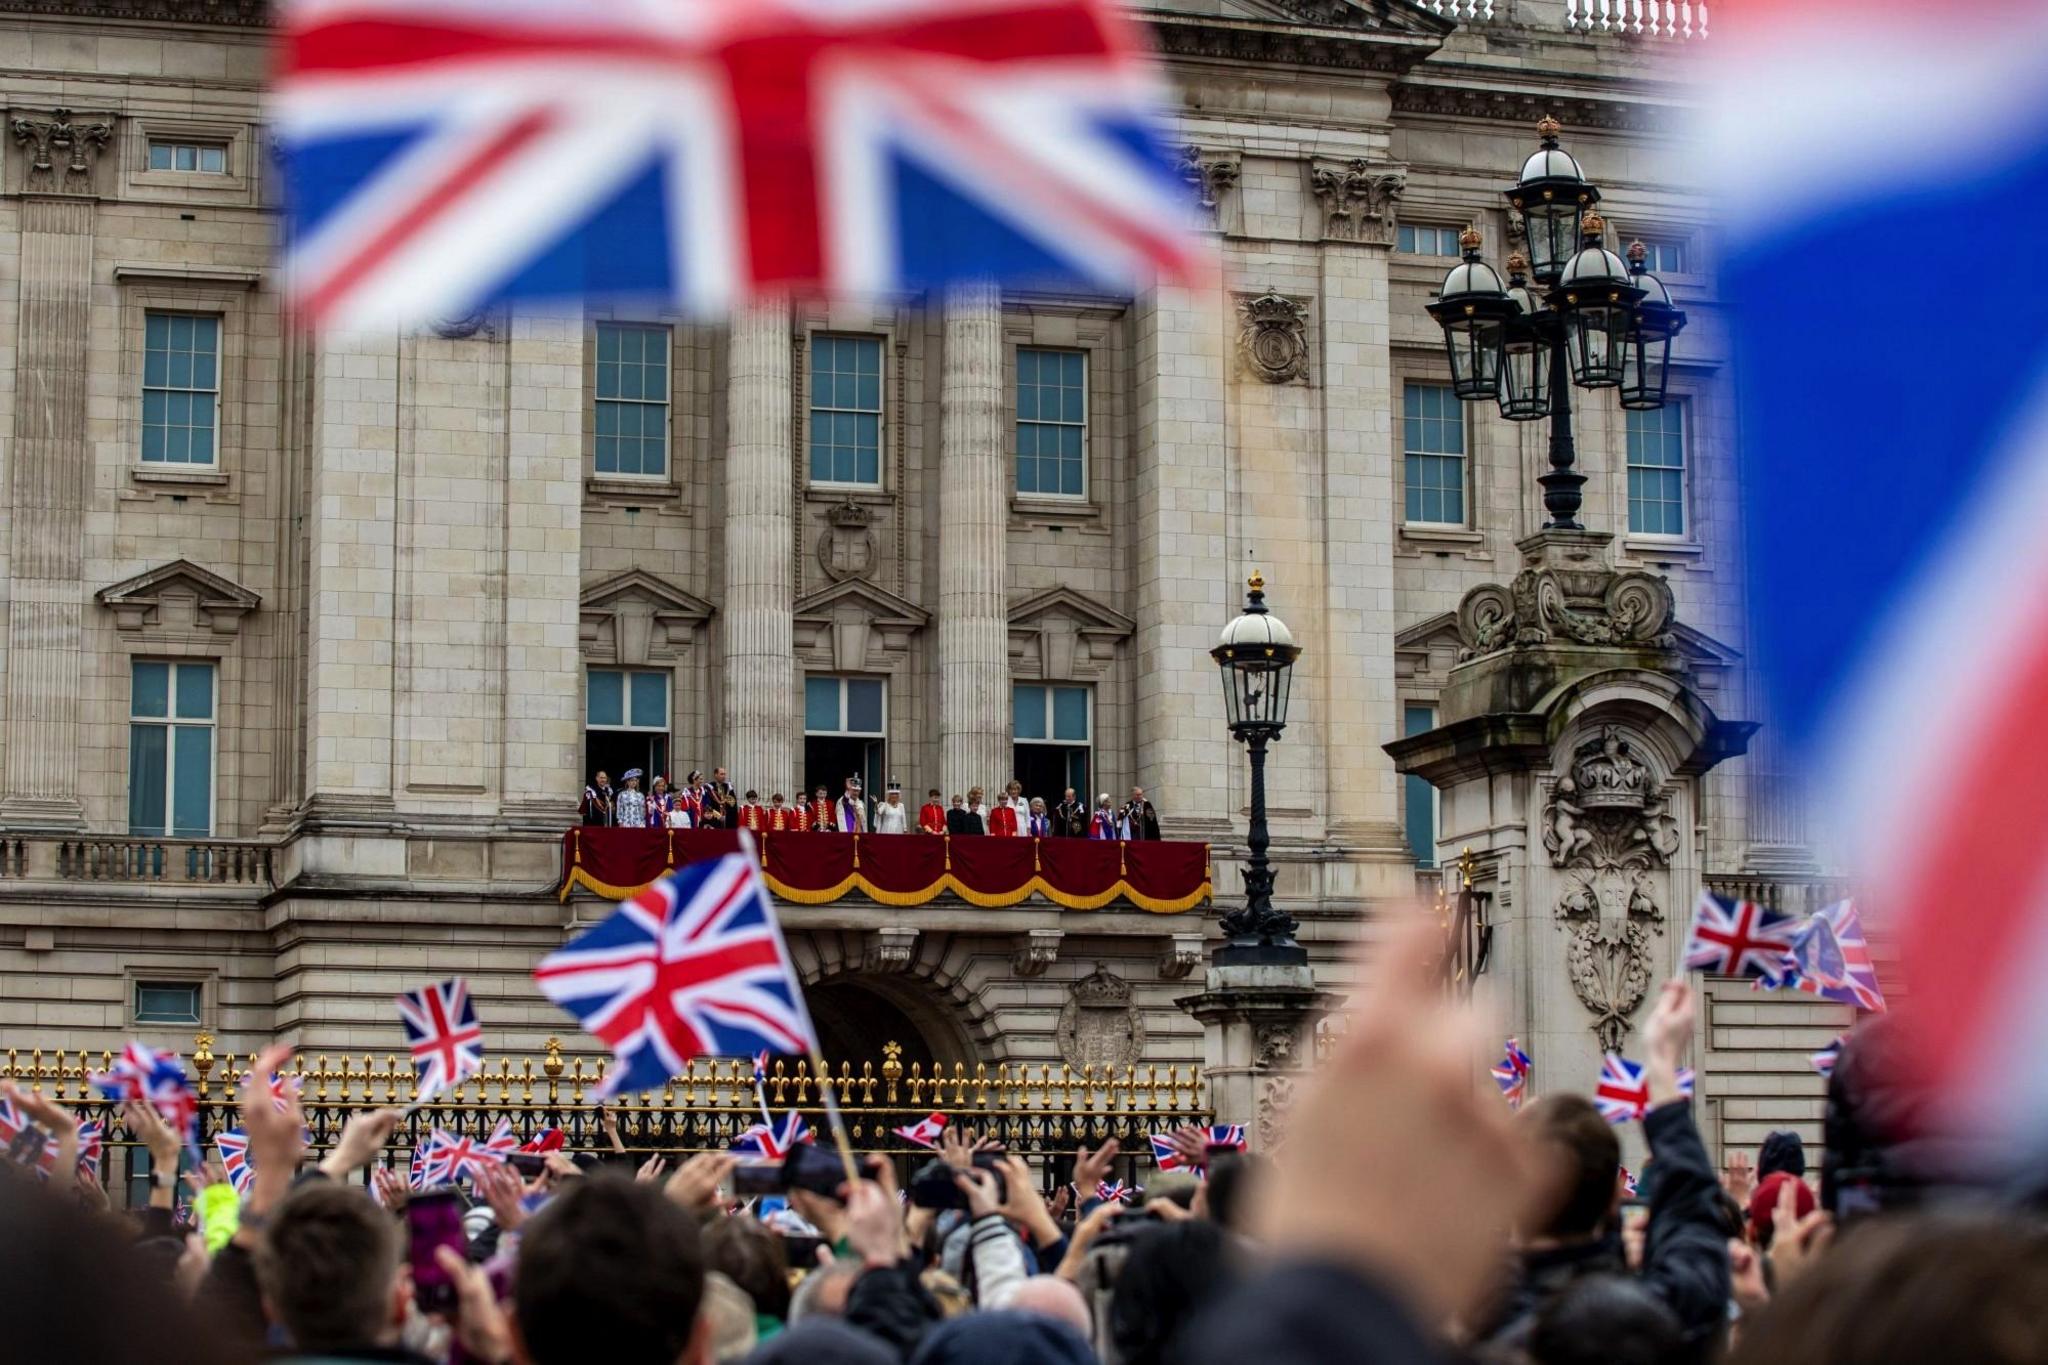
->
[945,793,983,836]
[1053,787,1088,838]
[1123,786,1162,841]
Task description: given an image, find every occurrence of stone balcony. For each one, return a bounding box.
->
[0,834,274,892]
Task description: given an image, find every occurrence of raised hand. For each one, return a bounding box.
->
[3,1081,80,1179]
[846,1171,910,1269]
[939,1123,975,1171]
[123,1098,182,1169]
[600,1104,628,1155]
[1770,1178,1835,1290]
[1160,1125,1209,1170]
[473,1161,528,1232]
[1722,1149,1756,1204]
[1641,978,1697,1107]
[371,1164,410,1211]
[318,1107,403,1181]
[664,1151,738,1214]
[954,1165,1003,1219]
[996,1155,1061,1248]
[1072,1137,1119,1192]
[635,1154,668,1184]
[435,1244,514,1364]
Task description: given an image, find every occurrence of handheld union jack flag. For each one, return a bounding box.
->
[0,1096,55,1177]
[1760,901,1887,1014]
[535,851,818,1097]
[1593,1054,1696,1126]
[418,1119,519,1187]
[407,1142,430,1192]
[272,0,1207,330]
[1491,1038,1533,1111]
[397,978,486,1101]
[216,1128,256,1197]
[1093,1180,1132,1205]
[732,1110,813,1161]
[1203,1124,1247,1154]
[1685,892,1803,980]
[892,1112,948,1149]
[76,1120,102,1181]
[91,1042,198,1144]
[1148,1133,1190,1172]
[1810,1035,1846,1079]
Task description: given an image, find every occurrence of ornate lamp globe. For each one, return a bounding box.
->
[1425,227,1516,402]
[1507,116,1599,284]
[1619,240,1688,411]
[1497,251,1552,422]
[1211,571,1301,737]
[1558,212,1644,389]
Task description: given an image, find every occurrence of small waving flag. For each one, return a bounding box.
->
[1149,1133,1192,1172]
[91,1042,198,1143]
[1811,1035,1846,1078]
[0,1096,55,1176]
[397,977,485,1101]
[76,1120,103,1181]
[1685,892,1803,980]
[1492,1038,1533,1110]
[1763,901,1887,1013]
[893,1112,949,1149]
[1620,1166,1639,1198]
[536,853,818,1098]
[1094,1180,1132,1205]
[1593,1054,1696,1126]
[407,1143,430,1192]
[1203,1124,1247,1155]
[216,1127,256,1197]
[733,1110,813,1161]
[418,1118,518,1187]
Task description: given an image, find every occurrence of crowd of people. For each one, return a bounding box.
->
[7,916,2044,1365]
[581,770,1164,841]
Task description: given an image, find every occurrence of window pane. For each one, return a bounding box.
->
[148,143,172,171]
[1013,685,1046,741]
[1052,687,1089,742]
[804,677,840,733]
[135,982,201,1025]
[172,725,212,837]
[128,724,168,835]
[629,672,668,729]
[132,662,170,719]
[846,678,884,735]
[1403,705,1437,868]
[199,145,226,173]
[586,670,624,728]
[174,663,214,719]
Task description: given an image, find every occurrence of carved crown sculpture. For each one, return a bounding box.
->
[1070,965,1132,1008]
[1567,727,1653,812]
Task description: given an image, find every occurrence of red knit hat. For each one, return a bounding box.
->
[1748,1170,1815,1242]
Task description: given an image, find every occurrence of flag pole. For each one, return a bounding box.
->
[809,1049,863,1187]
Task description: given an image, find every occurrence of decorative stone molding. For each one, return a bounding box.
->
[1542,726,1680,1050]
[1391,83,1686,136]
[1013,929,1063,978]
[1254,1022,1301,1070]
[1007,586,1134,684]
[579,570,715,667]
[1235,292,1312,386]
[1055,966,1145,1072]
[1456,530,1675,660]
[1148,9,1450,78]
[0,0,265,22]
[1158,933,1205,981]
[428,308,502,342]
[1256,1075,1297,1151]
[96,560,260,636]
[815,499,879,584]
[865,927,920,974]
[792,579,931,674]
[12,108,112,190]
[1308,158,1406,244]
[1177,145,1240,230]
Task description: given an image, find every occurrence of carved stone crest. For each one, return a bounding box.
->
[1256,1075,1296,1152]
[1236,292,1311,385]
[1542,727,1681,1050]
[1054,966,1145,1073]
[816,499,878,583]
[12,108,112,189]
[1456,533,1675,661]
[1308,158,1406,245]
[1178,145,1240,230]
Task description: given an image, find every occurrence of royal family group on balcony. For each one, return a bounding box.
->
[580,770,1164,841]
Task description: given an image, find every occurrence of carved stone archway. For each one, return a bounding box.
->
[785,926,1003,1066]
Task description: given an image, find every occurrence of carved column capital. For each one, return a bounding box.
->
[1307,158,1406,245]
[1178,144,1241,233]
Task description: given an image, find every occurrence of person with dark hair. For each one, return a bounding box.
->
[1528,1275,1683,1365]
[1756,1130,1806,1181]
[1203,1152,1264,1235]
[909,1311,1095,1365]
[255,1180,423,1361]
[1108,1219,1233,1365]
[1477,981,1729,1363]
[705,1215,793,1338]
[511,1176,711,1365]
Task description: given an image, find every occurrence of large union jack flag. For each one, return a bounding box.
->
[273,0,1207,330]
[1593,1054,1695,1126]
[732,1109,813,1160]
[397,977,486,1100]
[1684,892,1803,981]
[535,850,818,1097]
[418,1118,519,1187]
[1757,900,1887,1014]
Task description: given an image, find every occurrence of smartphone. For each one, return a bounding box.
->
[780,1233,825,1267]
[404,1188,469,1313]
[732,1162,784,1197]
[907,1154,1008,1210]
[507,1152,547,1177]
[783,1143,852,1199]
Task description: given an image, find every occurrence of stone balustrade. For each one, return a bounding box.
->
[0,834,274,888]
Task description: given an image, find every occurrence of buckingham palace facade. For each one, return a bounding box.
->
[0,0,1850,1158]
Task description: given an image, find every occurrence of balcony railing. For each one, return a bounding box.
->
[0,835,274,888]
[1704,873,1854,917]
[1412,0,1710,39]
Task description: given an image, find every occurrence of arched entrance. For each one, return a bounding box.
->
[803,975,974,1073]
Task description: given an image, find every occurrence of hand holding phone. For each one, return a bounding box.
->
[404,1188,469,1313]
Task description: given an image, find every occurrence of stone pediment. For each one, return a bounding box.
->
[1008,586,1135,638]
[794,579,930,630]
[579,570,714,667]
[1009,587,1132,683]
[794,580,930,673]
[96,559,259,635]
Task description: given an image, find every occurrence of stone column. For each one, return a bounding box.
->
[1178,961,1336,1152]
[937,282,1010,798]
[722,302,796,798]
[0,196,95,828]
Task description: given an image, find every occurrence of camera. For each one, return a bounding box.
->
[907,1154,1008,1210]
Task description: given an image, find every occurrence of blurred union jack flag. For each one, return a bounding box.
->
[1684,892,1802,980]
[732,1109,812,1161]
[1093,1179,1131,1204]
[397,977,486,1100]
[216,1127,256,1197]
[1810,1035,1846,1079]
[1593,1054,1695,1126]
[1758,901,1887,1014]
[1492,1038,1533,1110]
[91,1042,198,1144]
[76,1121,102,1182]
[419,1119,518,1187]
[272,0,1206,330]
[535,851,817,1097]
[0,1096,55,1177]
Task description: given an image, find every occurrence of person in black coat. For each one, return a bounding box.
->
[945,794,983,836]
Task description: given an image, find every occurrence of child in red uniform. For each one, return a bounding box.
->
[739,790,767,832]
[918,787,947,835]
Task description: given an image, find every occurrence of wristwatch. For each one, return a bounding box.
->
[152,1169,178,1189]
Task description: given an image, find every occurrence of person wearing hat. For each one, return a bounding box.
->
[873,781,909,834]
[918,788,947,835]
[837,776,869,834]
[1089,792,1120,840]
[614,769,647,829]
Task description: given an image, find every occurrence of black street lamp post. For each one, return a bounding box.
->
[1210,572,1304,966]
[1427,117,1688,531]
